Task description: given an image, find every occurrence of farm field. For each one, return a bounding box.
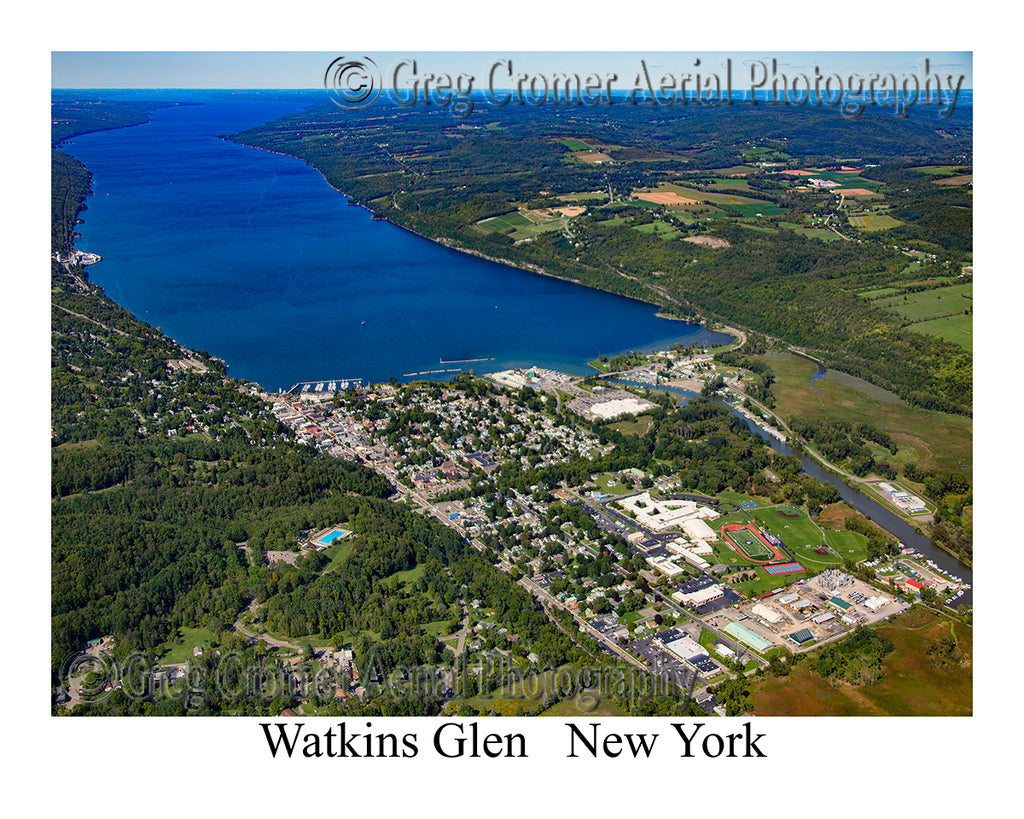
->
[707,178,752,192]
[477,211,532,233]
[595,215,630,227]
[805,170,882,188]
[907,311,973,352]
[655,182,787,216]
[857,287,902,299]
[704,164,757,176]
[561,191,607,202]
[794,226,843,241]
[876,282,972,321]
[560,138,595,151]
[574,151,613,163]
[848,213,903,230]
[913,165,962,175]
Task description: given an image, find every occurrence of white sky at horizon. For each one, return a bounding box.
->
[52,51,973,90]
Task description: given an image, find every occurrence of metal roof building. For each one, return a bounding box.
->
[723,621,773,653]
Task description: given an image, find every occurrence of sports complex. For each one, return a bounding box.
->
[721,523,789,564]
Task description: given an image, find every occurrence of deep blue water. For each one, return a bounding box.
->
[61,95,730,391]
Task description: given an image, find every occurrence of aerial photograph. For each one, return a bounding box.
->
[34,27,1007,808]
[50,49,975,724]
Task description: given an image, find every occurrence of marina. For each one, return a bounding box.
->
[289,378,364,394]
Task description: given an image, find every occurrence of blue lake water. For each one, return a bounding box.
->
[61,95,730,391]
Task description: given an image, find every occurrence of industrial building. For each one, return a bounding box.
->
[751,603,785,624]
[723,621,773,653]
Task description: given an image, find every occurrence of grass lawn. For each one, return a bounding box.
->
[421,620,453,639]
[476,211,533,233]
[594,474,634,495]
[160,626,216,664]
[383,562,427,589]
[608,415,655,436]
[509,220,566,241]
[320,539,354,573]
[728,566,807,597]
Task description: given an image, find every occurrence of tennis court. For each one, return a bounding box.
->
[765,562,805,575]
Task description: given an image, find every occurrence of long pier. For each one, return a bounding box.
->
[439,356,495,364]
[402,368,465,377]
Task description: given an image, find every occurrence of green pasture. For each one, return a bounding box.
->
[876,283,972,321]
[907,312,973,353]
[478,211,532,233]
[561,138,595,151]
[848,213,903,230]
[632,220,682,239]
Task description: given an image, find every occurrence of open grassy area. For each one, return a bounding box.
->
[728,565,807,598]
[509,220,566,241]
[792,226,843,241]
[160,625,216,664]
[752,606,971,715]
[848,213,903,230]
[382,562,426,589]
[907,311,972,353]
[858,286,902,299]
[760,352,972,477]
[608,414,655,436]
[561,138,595,151]
[477,211,532,233]
[876,283,972,321]
[320,539,354,573]
[632,220,682,239]
[594,473,634,495]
